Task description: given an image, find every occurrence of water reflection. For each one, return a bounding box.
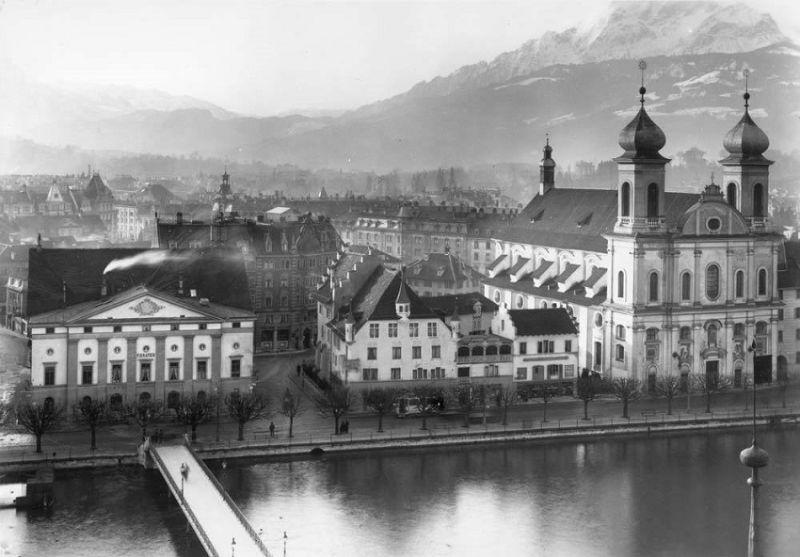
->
[3,429,799,557]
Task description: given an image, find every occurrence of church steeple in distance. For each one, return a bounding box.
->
[539,133,556,196]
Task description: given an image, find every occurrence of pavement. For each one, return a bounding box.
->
[1,349,798,461]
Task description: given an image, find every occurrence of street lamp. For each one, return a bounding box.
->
[214,382,221,443]
[740,339,768,557]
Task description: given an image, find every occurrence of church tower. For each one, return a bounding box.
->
[613,61,670,234]
[539,135,556,196]
[720,73,772,229]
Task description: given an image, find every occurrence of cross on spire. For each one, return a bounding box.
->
[638,59,647,105]
[743,68,751,109]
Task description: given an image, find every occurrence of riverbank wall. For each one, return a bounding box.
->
[2,411,798,473]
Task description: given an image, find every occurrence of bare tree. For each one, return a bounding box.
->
[16,399,63,453]
[693,372,731,414]
[576,369,603,421]
[493,384,517,426]
[654,375,682,415]
[612,378,640,419]
[412,385,443,431]
[362,388,398,432]
[75,398,108,450]
[175,394,214,441]
[448,382,479,428]
[126,399,163,442]
[281,386,305,438]
[225,392,270,441]
[315,383,352,435]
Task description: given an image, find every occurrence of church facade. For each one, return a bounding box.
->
[485,79,783,387]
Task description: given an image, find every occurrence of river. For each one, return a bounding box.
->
[2,427,799,557]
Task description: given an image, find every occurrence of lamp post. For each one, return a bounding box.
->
[214,382,221,443]
[740,339,768,557]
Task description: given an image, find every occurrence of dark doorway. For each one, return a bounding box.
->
[705,360,719,389]
[754,355,772,384]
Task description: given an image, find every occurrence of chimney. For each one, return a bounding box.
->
[100,278,108,297]
[178,275,184,296]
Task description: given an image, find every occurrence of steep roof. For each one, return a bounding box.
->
[25,247,251,317]
[494,188,699,252]
[84,174,113,200]
[507,308,577,336]
[30,285,255,325]
[424,292,497,317]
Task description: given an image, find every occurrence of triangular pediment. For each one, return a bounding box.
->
[85,291,207,321]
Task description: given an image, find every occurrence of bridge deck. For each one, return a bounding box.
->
[150,444,270,557]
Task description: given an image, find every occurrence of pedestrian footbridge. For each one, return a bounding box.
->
[147,443,271,557]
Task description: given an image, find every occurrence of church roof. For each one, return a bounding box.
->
[84,174,113,200]
[507,308,577,336]
[720,95,771,165]
[616,105,669,162]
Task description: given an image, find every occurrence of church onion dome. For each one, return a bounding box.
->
[540,139,555,167]
[677,180,748,236]
[616,102,668,162]
[720,93,771,165]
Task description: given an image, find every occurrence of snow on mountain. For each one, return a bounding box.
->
[390,1,787,102]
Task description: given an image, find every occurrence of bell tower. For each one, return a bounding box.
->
[539,134,556,196]
[720,70,772,229]
[614,61,670,234]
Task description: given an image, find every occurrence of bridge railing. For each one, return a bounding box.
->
[150,447,220,557]
[184,443,273,557]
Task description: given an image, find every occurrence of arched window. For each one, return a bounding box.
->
[681,272,691,301]
[471,346,484,356]
[706,264,720,300]
[617,271,625,299]
[649,271,659,302]
[727,182,737,208]
[540,301,548,309]
[647,183,659,218]
[485,345,498,356]
[707,323,718,347]
[757,268,767,296]
[620,182,631,217]
[139,392,152,402]
[616,325,626,340]
[499,344,512,355]
[679,326,692,341]
[753,183,764,217]
[82,395,92,406]
[44,397,55,410]
[735,270,744,298]
[457,346,470,357]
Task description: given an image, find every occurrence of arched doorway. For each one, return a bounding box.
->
[110,393,123,410]
[167,391,181,410]
[139,392,152,403]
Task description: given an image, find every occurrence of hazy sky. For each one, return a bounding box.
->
[1,0,798,116]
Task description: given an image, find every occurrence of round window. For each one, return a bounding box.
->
[199,343,206,351]
[142,345,150,353]
[233,342,240,350]
[707,217,721,231]
[594,313,603,327]
[171,344,178,352]
[46,348,54,356]
[493,290,501,303]
[516,295,524,309]
[113,346,122,354]
[84,347,92,355]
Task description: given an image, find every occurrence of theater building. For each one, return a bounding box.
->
[29,285,256,409]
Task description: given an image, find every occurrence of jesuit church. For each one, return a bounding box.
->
[485,77,783,388]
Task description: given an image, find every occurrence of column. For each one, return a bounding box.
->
[771,317,779,378]
[693,249,702,306]
[747,246,755,303]
[212,335,223,381]
[126,337,137,401]
[66,338,78,407]
[97,338,108,387]
[183,335,193,386]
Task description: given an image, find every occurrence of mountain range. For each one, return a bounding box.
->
[1,1,798,174]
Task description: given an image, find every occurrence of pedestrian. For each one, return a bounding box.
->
[269,421,275,437]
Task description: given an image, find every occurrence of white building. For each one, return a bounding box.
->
[485,85,783,388]
[29,285,256,409]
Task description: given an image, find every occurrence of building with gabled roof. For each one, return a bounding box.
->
[29,285,256,409]
[405,251,484,296]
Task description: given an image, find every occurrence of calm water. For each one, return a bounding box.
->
[2,428,799,557]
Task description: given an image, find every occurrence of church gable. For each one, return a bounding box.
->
[88,293,207,321]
